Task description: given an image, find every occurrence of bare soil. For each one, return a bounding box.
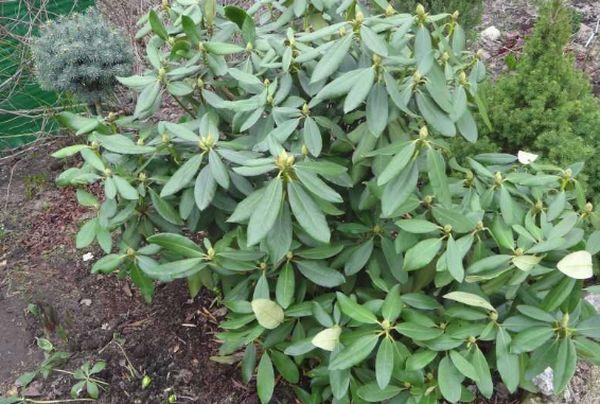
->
[0,140,261,403]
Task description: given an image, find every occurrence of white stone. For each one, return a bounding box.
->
[481,26,501,42]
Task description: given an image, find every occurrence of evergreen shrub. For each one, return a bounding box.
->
[53,1,600,402]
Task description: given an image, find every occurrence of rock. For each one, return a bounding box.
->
[80,298,92,306]
[532,367,573,402]
[533,367,555,396]
[584,293,600,312]
[481,26,501,42]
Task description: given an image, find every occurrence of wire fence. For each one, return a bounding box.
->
[0,0,94,151]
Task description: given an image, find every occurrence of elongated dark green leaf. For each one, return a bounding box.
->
[328,334,379,370]
[275,262,295,309]
[472,345,493,398]
[375,338,394,389]
[257,353,274,404]
[194,165,217,210]
[147,233,203,258]
[295,167,342,203]
[553,338,577,393]
[287,181,330,243]
[449,350,478,381]
[361,25,388,56]
[510,326,554,354]
[446,235,465,282]
[344,67,375,113]
[496,327,519,393]
[161,154,203,197]
[148,10,168,40]
[336,292,378,324]
[416,92,455,136]
[296,260,345,288]
[438,356,463,403]
[377,141,416,186]
[344,239,374,275]
[403,238,442,271]
[303,117,322,156]
[209,149,230,189]
[247,178,283,246]
[311,33,353,83]
[427,148,451,206]
[366,83,388,137]
[149,188,182,225]
[382,161,418,217]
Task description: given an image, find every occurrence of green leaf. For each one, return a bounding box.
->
[252,299,284,329]
[142,257,206,281]
[257,353,275,404]
[209,149,230,189]
[395,322,443,341]
[443,291,495,312]
[449,350,478,381]
[303,117,322,157]
[496,327,519,393]
[95,134,155,155]
[375,338,394,389]
[149,188,182,225]
[311,33,353,83]
[576,315,600,339]
[553,338,577,393]
[91,254,123,274]
[148,10,168,40]
[194,166,217,210]
[113,176,139,201]
[76,219,97,248]
[52,144,89,159]
[438,356,463,403]
[403,238,442,271]
[366,83,388,137]
[295,167,342,203]
[328,334,379,370]
[416,92,455,137]
[406,349,437,370]
[335,292,378,324]
[471,345,493,398]
[241,344,256,383]
[446,236,465,282]
[147,233,203,258]
[271,350,299,383]
[377,141,416,186]
[224,6,256,43]
[427,148,451,206]
[247,178,283,246]
[361,25,388,56]
[344,67,375,113]
[344,239,374,275]
[287,181,330,243]
[181,15,200,45]
[357,382,403,402]
[275,262,295,309]
[296,260,345,288]
[510,326,554,354]
[161,154,203,197]
[382,161,418,217]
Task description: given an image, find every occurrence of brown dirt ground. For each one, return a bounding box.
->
[0,140,266,403]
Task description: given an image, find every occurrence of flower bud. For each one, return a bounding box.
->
[355,12,364,24]
[419,126,428,139]
[416,4,426,17]
[385,5,395,17]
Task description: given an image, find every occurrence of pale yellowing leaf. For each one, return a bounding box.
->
[512,255,542,271]
[251,299,284,329]
[311,325,342,351]
[517,150,539,165]
[557,251,593,279]
[443,291,496,312]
